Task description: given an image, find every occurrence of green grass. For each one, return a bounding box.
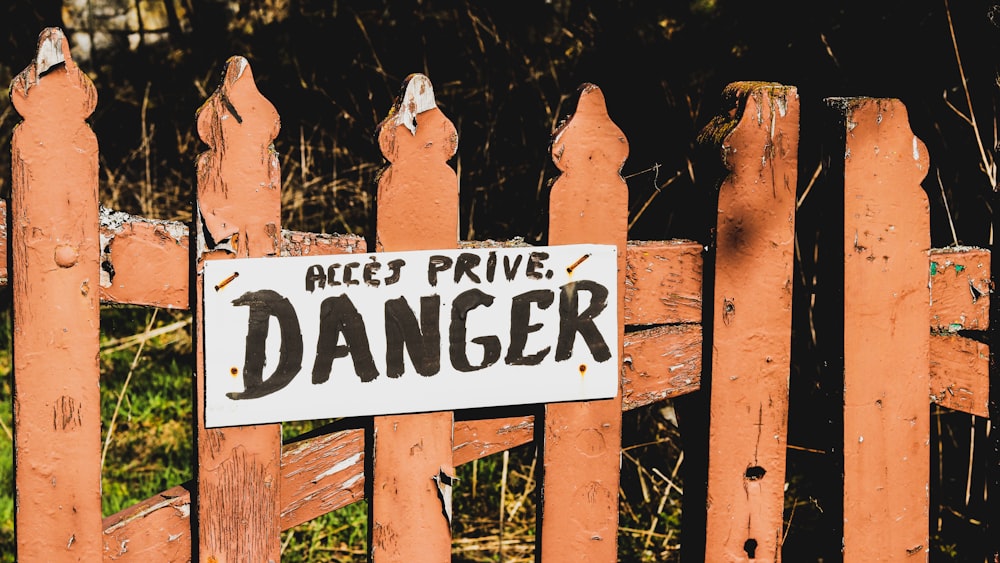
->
[99,307,194,517]
[0,349,13,563]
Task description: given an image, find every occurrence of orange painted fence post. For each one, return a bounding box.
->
[10,28,104,561]
[831,97,931,560]
[370,74,458,562]
[540,84,628,561]
[700,83,799,562]
[193,57,284,562]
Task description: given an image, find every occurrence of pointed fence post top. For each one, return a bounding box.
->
[377,73,458,164]
[375,73,459,252]
[196,56,282,257]
[196,56,280,152]
[550,83,628,175]
[698,81,798,174]
[11,27,96,123]
[548,83,628,247]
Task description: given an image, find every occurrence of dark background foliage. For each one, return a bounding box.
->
[2,0,999,560]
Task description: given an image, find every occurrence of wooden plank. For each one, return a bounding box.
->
[702,82,799,561]
[625,239,703,325]
[95,216,701,316]
[929,247,989,331]
[836,97,930,560]
[10,27,104,560]
[94,209,364,309]
[279,428,366,530]
[193,56,283,562]
[369,74,457,562]
[930,334,988,418]
[452,416,537,467]
[99,210,189,309]
[622,324,701,410]
[540,83,628,561]
[102,485,192,561]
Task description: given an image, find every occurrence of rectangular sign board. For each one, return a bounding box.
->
[204,244,618,427]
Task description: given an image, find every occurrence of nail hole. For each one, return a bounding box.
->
[743,538,758,558]
[745,466,766,481]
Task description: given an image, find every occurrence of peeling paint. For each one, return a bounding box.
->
[433,468,458,526]
[393,74,437,135]
[312,452,362,483]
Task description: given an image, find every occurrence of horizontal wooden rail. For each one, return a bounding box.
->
[928,247,990,417]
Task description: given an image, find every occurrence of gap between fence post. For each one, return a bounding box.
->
[193,56,283,563]
[539,83,628,561]
[9,27,103,561]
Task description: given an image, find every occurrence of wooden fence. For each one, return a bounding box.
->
[5,27,992,562]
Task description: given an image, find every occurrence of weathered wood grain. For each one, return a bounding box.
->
[929,247,990,332]
[625,239,703,325]
[623,323,702,410]
[930,333,988,418]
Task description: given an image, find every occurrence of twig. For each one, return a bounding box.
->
[101,318,190,354]
[796,161,823,210]
[643,486,670,549]
[0,412,11,441]
[628,169,683,231]
[499,449,509,561]
[651,466,684,496]
[101,309,159,473]
[936,168,960,246]
[506,450,536,520]
[943,0,997,189]
[141,81,153,216]
[618,526,675,539]
[781,493,798,546]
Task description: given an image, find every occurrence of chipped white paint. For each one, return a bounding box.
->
[395,74,437,135]
[912,136,920,160]
[98,206,188,288]
[35,32,65,75]
[313,452,362,482]
[341,473,363,489]
[103,497,189,538]
[233,56,248,81]
[774,94,788,118]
